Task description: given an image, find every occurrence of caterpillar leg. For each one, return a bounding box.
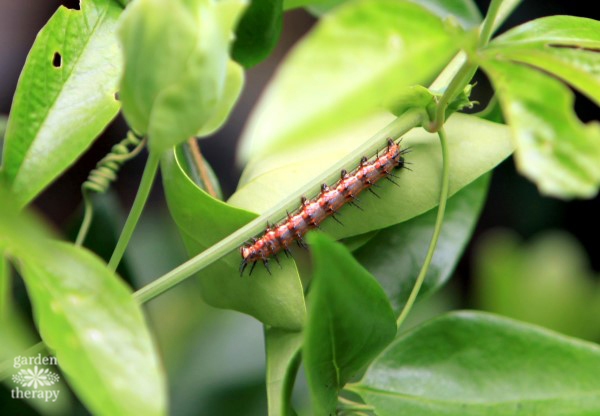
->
[240,260,248,276]
[249,261,257,276]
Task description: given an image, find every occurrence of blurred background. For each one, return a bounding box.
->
[1,1,599,415]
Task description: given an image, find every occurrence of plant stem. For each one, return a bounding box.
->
[187,138,217,198]
[133,110,423,303]
[108,152,159,271]
[75,192,93,246]
[396,127,450,330]
[478,0,505,48]
[429,61,475,132]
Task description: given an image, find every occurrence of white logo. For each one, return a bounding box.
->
[11,354,61,402]
[12,366,60,389]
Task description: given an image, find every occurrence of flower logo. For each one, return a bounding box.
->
[12,366,60,389]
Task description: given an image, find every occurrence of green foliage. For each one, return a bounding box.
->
[304,233,396,414]
[238,0,463,162]
[483,60,600,198]
[355,174,489,315]
[1,0,122,208]
[480,16,600,198]
[118,0,246,153]
[2,0,600,414]
[232,0,283,68]
[264,328,303,416]
[230,113,512,239]
[474,230,600,341]
[160,148,305,330]
[352,311,600,415]
[0,197,166,416]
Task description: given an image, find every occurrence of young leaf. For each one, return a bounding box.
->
[160,148,306,330]
[232,0,283,68]
[1,0,122,208]
[118,0,246,153]
[265,327,303,416]
[230,113,512,240]
[0,202,166,416]
[486,16,600,106]
[482,59,600,198]
[351,311,600,415]
[354,173,489,315]
[304,233,396,415]
[238,0,462,162]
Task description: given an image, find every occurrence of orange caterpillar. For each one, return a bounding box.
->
[239,138,409,275]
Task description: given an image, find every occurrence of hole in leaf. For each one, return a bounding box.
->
[52,52,62,68]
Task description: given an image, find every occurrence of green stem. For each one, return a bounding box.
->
[429,61,475,132]
[396,127,450,329]
[108,152,160,271]
[133,110,424,303]
[478,0,505,48]
[75,191,93,246]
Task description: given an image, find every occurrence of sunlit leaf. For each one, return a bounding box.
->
[118,0,246,153]
[238,0,462,162]
[1,0,122,207]
[482,59,600,198]
[230,113,512,239]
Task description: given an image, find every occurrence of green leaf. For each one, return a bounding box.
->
[232,0,283,68]
[174,143,223,199]
[352,311,600,415]
[160,148,306,330]
[304,233,396,415]
[196,60,245,138]
[265,327,303,416]
[230,113,512,240]
[0,202,166,416]
[409,0,481,29]
[238,0,462,162]
[354,173,489,315]
[1,0,122,208]
[490,0,522,34]
[118,0,246,153]
[482,59,600,198]
[474,230,600,341]
[486,16,600,106]
[489,15,600,49]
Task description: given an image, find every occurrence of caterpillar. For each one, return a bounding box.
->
[239,138,409,276]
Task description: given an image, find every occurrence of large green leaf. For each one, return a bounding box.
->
[232,0,283,68]
[0,203,166,416]
[354,173,489,315]
[489,15,600,49]
[486,16,600,106]
[118,0,246,153]
[160,148,305,330]
[230,113,512,240]
[264,327,303,416]
[351,311,600,415]
[474,230,600,341]
[482,59,600,198]
[238,0,462,163]
[1,0,122,208]
[304,233,396,415]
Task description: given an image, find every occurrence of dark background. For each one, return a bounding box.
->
[0,1,598,414]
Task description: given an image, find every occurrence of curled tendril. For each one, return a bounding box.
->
[75,132,146,246]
